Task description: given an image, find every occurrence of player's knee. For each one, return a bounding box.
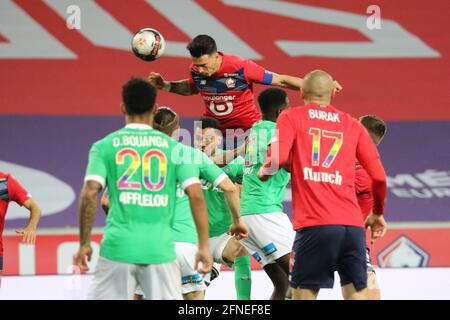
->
[183,290,205,300]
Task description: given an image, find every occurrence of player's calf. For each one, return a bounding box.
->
[367,271,381,300]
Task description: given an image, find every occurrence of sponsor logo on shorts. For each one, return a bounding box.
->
[252,252,262,262]
[181,273,203,285]
[262,242,277,256]
[377,236,429,267]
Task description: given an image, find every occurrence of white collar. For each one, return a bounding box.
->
[125,123,153,130]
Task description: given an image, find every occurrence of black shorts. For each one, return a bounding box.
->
[290,225,367,290]
[0,256,3,271]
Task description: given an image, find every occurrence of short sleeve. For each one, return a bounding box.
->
[8,175,31,206]
[176,162,201,191]
[173,144,201,190]
[84,141,107,188]
[244,59,273,84]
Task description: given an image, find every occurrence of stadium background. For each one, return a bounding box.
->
[1,0,449,298]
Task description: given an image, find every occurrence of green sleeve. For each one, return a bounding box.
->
[84,141,107,187]
[174,144,201,190]
[224,156,245,182]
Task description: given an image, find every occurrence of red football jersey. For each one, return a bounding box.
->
[0,172,31,256]
[188,52,272,133]
[262,103,387,230]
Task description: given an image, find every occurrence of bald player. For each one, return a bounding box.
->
[258,70,388,300]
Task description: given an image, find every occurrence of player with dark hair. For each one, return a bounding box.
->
[148,34,341,142]
[239,88,294,300]
[356,114,387,300]
[258,70,387,300]
[195,116,253,299]
[359,115,387,145]
[74,77,212,300]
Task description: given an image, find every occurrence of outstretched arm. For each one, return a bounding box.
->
[270,73,343,92]
[15,198,41,245]
[148,72,198,96]
[270,73,303,90]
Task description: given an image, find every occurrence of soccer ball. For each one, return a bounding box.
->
[131,28,166,61]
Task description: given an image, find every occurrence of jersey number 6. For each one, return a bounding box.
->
[209,101,233,116]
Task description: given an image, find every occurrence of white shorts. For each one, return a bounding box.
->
[175,242,207,294]
[135,243,207,296]
[88,256,182,300]
[209,233,234,267]
[241,212,295,267]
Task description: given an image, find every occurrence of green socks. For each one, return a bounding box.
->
[234,256,252,300]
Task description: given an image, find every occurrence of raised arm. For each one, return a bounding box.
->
[271,73,343,92]
[271,73,304,90]
[148,72,199,96]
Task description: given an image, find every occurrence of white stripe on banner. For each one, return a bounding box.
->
[19,244,35,275]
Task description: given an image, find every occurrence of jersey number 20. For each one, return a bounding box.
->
[116,148,167,191]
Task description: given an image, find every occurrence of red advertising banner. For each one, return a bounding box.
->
[3,228,450,276]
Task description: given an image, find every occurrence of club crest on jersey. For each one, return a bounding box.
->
[225,77,236,88]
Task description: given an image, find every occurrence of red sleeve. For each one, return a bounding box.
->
[356,125,387,215]
[244,60,272,84]
[8,175,31,206]
[357,193,373,221]
[261,111,295,175]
